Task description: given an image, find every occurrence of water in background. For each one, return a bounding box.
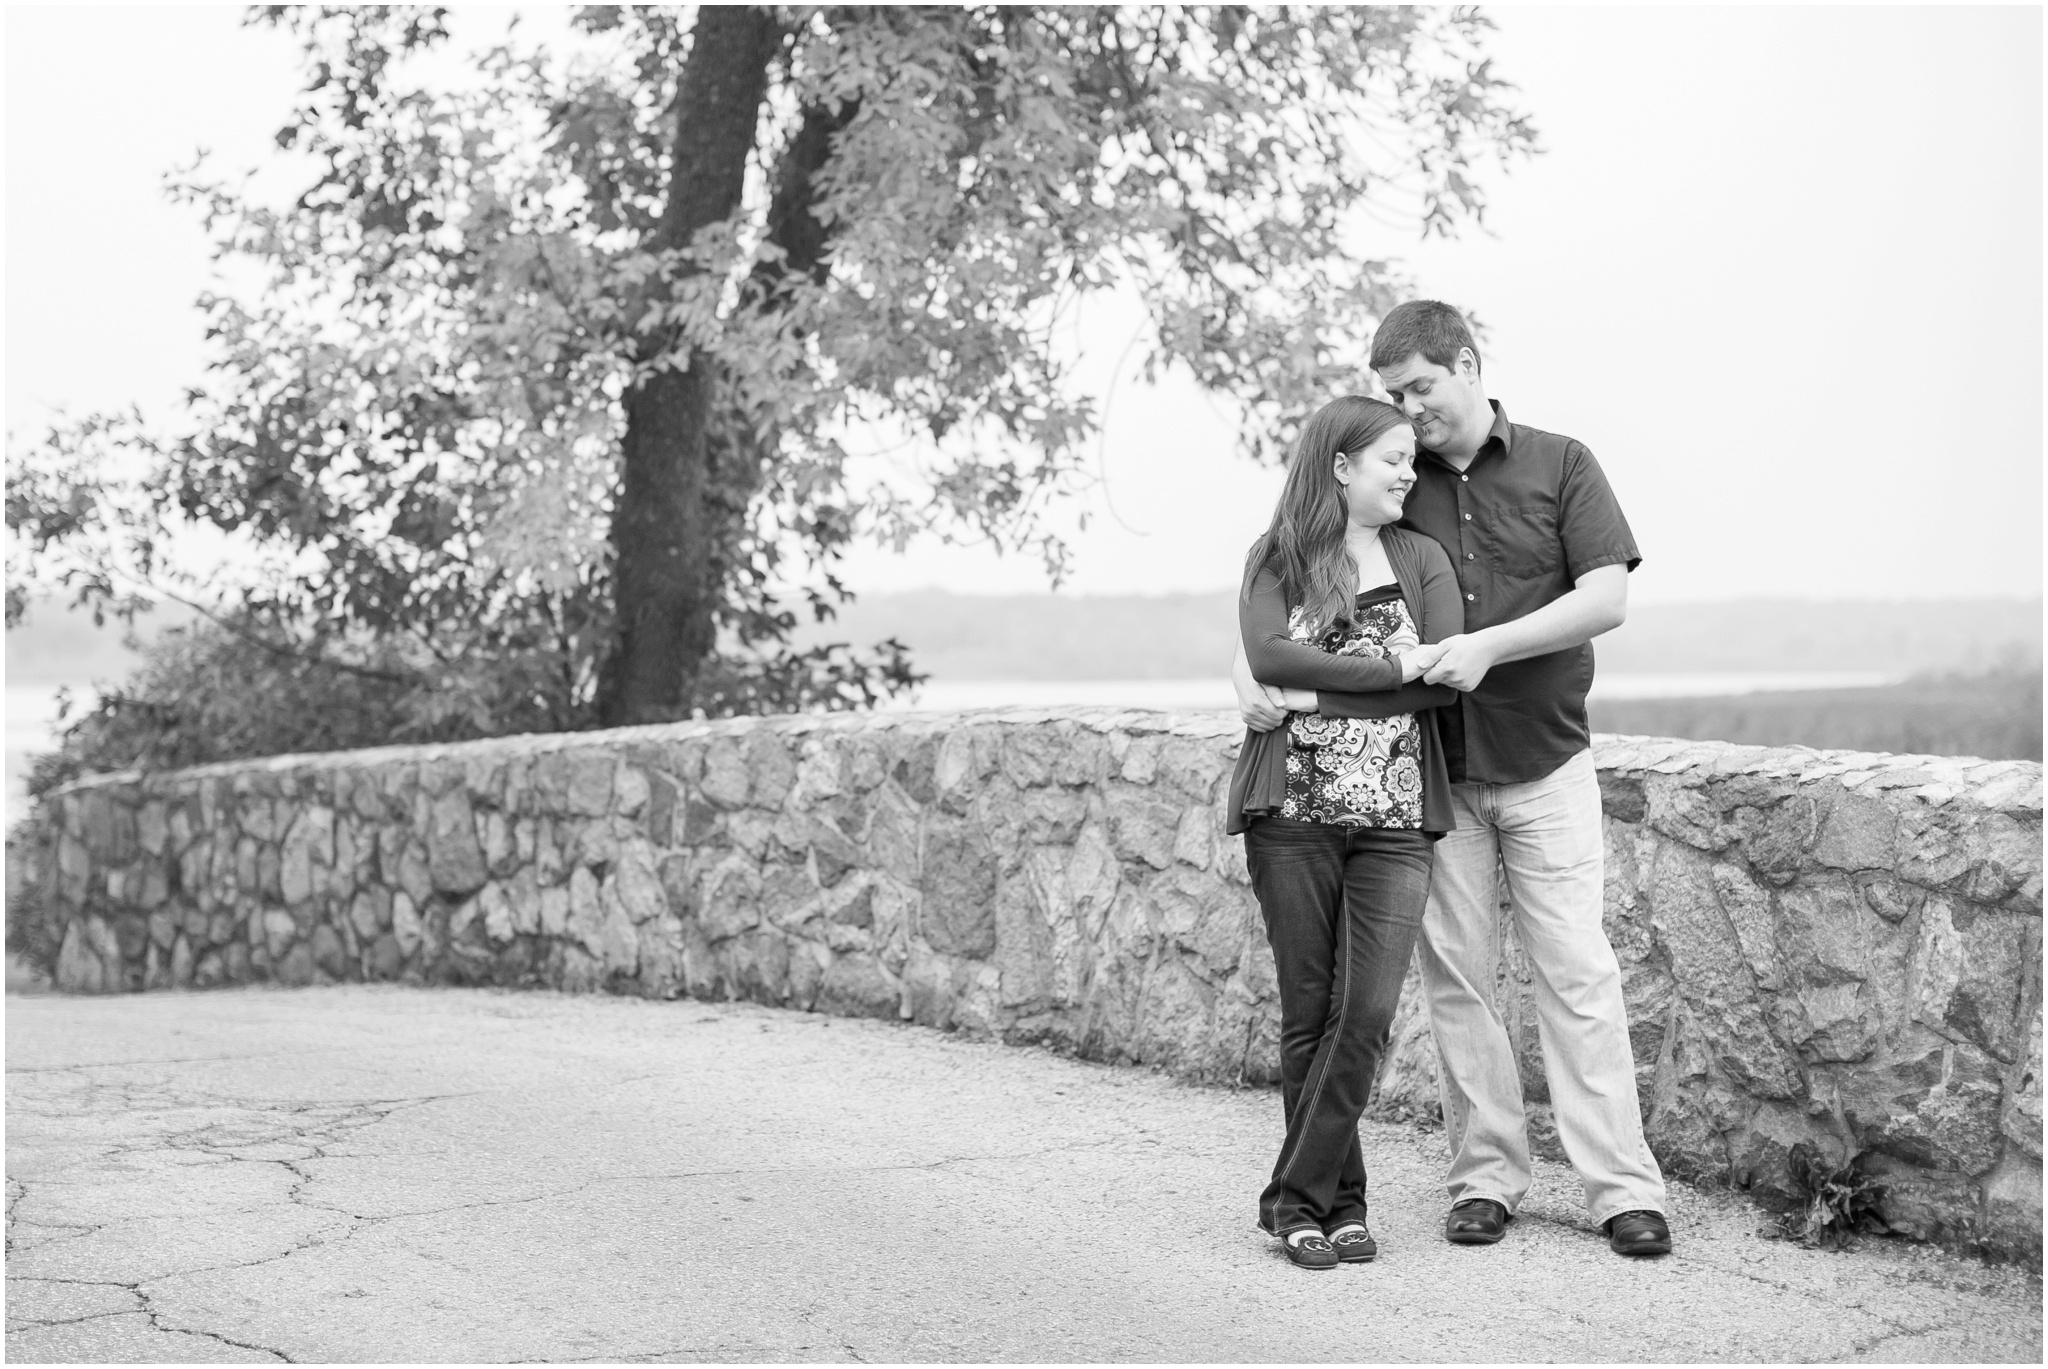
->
[880,673,1900,713]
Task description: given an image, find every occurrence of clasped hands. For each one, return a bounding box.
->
[1235,634,1497,732]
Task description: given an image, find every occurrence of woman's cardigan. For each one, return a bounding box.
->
[1224,526,1466,837]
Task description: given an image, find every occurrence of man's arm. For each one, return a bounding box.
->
[1422,563,1628,692]
[1232,639,1293,732]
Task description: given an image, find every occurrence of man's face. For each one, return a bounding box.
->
[1374,350,1482,452]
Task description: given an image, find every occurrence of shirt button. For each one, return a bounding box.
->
[1465,552,1475,560]
[1463,513,1472,521]
[1465,593,1476,601]
[1460,475,1469,482]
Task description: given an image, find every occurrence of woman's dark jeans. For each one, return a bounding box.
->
[1244,816,1434,1237]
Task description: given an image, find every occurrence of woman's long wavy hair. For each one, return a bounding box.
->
[1245,396,1414,639]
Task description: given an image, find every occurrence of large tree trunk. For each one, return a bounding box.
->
[597,6,779,728]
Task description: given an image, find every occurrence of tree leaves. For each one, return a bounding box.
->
[11,2,1535,773]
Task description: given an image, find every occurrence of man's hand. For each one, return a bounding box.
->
[1400,642,1449,683]
[1421,633,1499,692]
[1232,641,1290,732]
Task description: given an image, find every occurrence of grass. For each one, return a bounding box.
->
[1590,667,2041,763]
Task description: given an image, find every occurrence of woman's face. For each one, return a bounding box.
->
[1334,424,1417,528]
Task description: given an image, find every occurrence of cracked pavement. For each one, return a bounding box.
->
[6,986,2041,1363]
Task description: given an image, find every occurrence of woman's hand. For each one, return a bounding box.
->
[1399,642,1449,683]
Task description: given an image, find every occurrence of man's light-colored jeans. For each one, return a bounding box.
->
[1419,748,1667,1226]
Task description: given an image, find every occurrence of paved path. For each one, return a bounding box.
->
[6,987,2040,1364]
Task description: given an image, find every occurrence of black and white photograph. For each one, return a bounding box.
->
[4,4,2042,1362]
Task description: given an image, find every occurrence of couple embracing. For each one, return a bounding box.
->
[1224,300,1672,1270]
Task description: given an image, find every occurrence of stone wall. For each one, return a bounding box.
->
[8,710,2041,1262]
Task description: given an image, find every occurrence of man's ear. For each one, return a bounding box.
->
[1457,347,1480,379]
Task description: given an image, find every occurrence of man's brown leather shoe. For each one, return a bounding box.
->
[1605,1209,1672,1256]
[1445,1198,1509,1244]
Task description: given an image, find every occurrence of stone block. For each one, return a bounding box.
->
[646,774,678,847]
[391,892,424,957]
[1979,1151,2044,1263]
[1172,805,1214,870]
[699,857,763,943]
[479,883,518,944]
[535,750,615,817]
[368,933,405,980]
[55,920,105,993]
[919,822,997,958]
[169,934,194,988]
[566,866,604,954]
[1152,867,1252,980]
[507,867,542,936]
[700,738,752,809]
[310,925,347,978]
[426,790,489,895]
[1859,1150,1982,1247]
[758,864,817,930]
[396,843,434,908]
[1912,898,2037,1063]
[1812,790,1899,872]
[137,801,168,857]
[1747,793,1821,884]
[745,730,798,810]
[596,882,640,975]
[1106,791,1181,871]
[1838,1029,2008,1174]
[612,840,667,924]
[993,877,1056,1009]
[348,888,390,941]
[2003,1013,2043,1160]
[276,941,317,986]
[613,763,650,819]
[481,810,517,878]
[1961,813,2038,906]
[817,954,902,1021]
[262,909,298,961]
[538,886,570,938]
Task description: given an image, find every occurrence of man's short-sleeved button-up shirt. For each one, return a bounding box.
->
[1398,401,1640,785]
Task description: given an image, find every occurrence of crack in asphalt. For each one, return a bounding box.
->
[4,1074,479,1363]
[1824,1311,1977,1363]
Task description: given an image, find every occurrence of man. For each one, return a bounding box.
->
[1232,300,1671,1257]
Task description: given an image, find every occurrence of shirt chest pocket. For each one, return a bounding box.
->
[1486,503,1562,579]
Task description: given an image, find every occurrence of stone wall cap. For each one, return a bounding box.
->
[35,718,2043,819]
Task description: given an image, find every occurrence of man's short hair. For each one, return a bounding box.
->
[1369,299,1481,376]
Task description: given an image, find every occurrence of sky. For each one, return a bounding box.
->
[4,5,2043,606]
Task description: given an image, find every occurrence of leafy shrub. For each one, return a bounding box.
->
[1782,1142,1890,1249]
[25,612,918,799]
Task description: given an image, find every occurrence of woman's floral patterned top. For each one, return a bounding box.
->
[1282,583,1425,829]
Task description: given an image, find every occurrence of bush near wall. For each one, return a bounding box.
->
[8,711,2041,1264]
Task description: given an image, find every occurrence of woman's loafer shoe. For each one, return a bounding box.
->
[1327,1225,1378,1262]
[1445,1198,1509,1244]
[1281,1233,1340,1269]
[1605,1209,1672,1256]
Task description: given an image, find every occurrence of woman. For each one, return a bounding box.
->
[1224,395,1464,1269]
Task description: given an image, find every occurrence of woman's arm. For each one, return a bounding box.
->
[1241,564,1404,693]
[1312,537,1467,717]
